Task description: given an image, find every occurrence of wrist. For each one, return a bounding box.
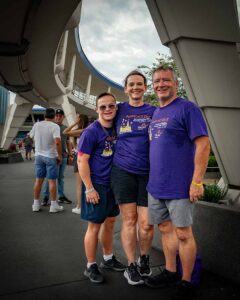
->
[191,181,203,187]
[85,187,95,194]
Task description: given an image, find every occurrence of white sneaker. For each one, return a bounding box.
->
[32,204,40,212]
[49,205,64,213]
[72,207,81,214]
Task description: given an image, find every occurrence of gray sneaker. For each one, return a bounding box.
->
[100,255,126,271]
[138,254,152,277]
[124,263,144,285]
[84,263,104,283]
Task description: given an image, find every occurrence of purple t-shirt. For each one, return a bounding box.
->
[147,98,208,199]
[113,102,156,174]
[78,121,116,186]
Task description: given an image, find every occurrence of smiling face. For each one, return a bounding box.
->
[153,69,178,106]
[124,74,147,104]
[96,95,117,124]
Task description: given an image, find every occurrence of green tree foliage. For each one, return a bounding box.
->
[138,53,187,106]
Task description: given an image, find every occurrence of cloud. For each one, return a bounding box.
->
[79,0,170,84]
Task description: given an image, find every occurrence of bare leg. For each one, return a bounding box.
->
[159,220,179,272]
[75,173,82,209]
[137,206,154,256]
[99,217,116,255]
[119,203,137,265]
[33,178,44,199]
[176,226,196,282]
[48,179,57,201]
[85,222,101,262]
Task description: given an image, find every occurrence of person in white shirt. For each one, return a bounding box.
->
[30,108,64,213]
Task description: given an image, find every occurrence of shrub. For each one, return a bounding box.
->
[201,183,228,203]
[208,155,218,168]
[0,147,16,154]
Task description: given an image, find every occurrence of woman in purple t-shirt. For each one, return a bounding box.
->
[111,70,156,285]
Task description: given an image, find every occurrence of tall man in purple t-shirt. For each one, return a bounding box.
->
[77,92,125,284]
[145,66,210,299]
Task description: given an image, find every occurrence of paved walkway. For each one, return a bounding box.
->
[0,159,239,300]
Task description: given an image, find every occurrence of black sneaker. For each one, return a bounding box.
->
[124,263,144,285]
[172,280,195,300]
[100,255,126,271]
[41,196,49,206]
[84,263,104,284]
[138,254,152,277]
[58,196,72,204]
[145,269,179,288]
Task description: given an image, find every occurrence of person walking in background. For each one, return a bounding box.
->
[30,108,64,213]
[42,108,72,206]
[23,133,33,160]
[111,70,156,285]
[145,66,210,300]
[78,92,125,284]
[63,113,89,214]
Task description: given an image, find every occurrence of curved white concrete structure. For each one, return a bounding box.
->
[0,0,126,148]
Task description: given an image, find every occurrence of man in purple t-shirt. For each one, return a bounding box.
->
[145,66,210,299]
[77,92,125,284]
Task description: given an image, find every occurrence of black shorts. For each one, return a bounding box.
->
[111,165,149,207]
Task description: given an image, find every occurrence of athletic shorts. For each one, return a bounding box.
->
[111,165,148,207]
[148,193,194,227]
[81,182,120,224]
[35,155,58,180]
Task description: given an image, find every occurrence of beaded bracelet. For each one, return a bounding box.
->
[85,188,95,194]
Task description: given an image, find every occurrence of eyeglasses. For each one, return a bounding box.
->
[98,104,116,111]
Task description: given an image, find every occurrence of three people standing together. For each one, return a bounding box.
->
[30,65,210,300]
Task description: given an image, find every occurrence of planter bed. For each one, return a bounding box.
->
[0,152,24,164]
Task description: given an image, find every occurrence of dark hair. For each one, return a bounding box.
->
[96,92,116,107]
[45,108,55,119]
[123,70,147,87]
[152,66,178,81]
[77,114,89,129]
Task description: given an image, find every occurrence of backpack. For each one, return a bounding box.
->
[176,252,202,286]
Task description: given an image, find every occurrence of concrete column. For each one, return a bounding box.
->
[1,95,33,148]
[84,74,92,104]
[55,30,69,74]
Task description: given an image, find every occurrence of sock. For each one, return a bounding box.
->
[103,254,113,261]
[51,200,58,207]
[87,262,97,268]
[33,199,40,205]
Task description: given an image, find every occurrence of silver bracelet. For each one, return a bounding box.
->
[85,188,95,194]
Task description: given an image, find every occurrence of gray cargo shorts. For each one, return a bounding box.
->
[148,193,194,227]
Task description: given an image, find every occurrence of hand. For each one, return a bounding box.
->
[86,189,100,204]
[68,155,74,165]
[56,156,62,165]
[189,184,204,203]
